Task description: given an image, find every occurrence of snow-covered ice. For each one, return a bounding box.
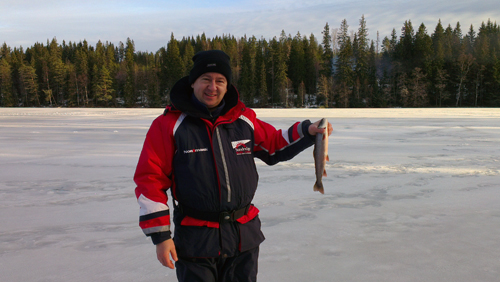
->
[1,108,499,281]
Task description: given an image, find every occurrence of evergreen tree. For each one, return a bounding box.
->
[90,41,115,106]
[321,23,334,77]
[432,20,445,66]
[255,39,268,107]
[414,23,433,70]
[443,24,455,63]
[75,46,90,106]
[92,63,114,106]
[48,38,66,105]
[221,35,239,84]
[353,15,370,106]
[287,32,305,103]
[431,20,447,105]
[355,16,369,75]
[304,34,319,103]
[238,36,256,106]
[367,40,380,107]
[2,19,500,108]
[397,20,415,69]
[464,24,476,54]
[269,34,288,107]
[334,19,354,107]
[124,38,137,107]
[65,60,78,106]
[182,43,195,76]
[0,58,15,106]
[413,23,433,105]
[164,33,184,94]
[19,61,40,106]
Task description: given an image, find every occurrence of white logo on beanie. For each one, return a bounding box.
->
[207,63,216,67]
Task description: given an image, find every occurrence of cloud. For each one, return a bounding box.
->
[1,0,498,51]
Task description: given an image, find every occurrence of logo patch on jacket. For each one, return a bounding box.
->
[184,148,208,154]
[231,139,251,155]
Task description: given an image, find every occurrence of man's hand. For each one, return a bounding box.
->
[156,239,178,269]
[308,119,333,136]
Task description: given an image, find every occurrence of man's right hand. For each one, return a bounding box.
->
[156,238,178,269]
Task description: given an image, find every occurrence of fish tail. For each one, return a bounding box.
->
[313,181,324,194]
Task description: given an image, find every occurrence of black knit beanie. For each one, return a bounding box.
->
[189,50,232,85]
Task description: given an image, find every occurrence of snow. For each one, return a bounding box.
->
[1,108,499,282]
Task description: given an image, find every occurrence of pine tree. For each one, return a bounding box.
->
[182,43,195,76]
[164,33,184,92]
[90,41,115,106]
[397,20,415,69]
[353,15,370,106]
[304,34,319,103]
[19,60,40,106]
[48,38,66,105]
[255,39,268,107]
[238,36,256,106]
[321,23,334,77]
[65,61,78,106]
[0,58,15,106]
[221,35,239,84]
[334,19,354,107]
[464,24,476,54]
[124,38,137,107]
[431,20,447,105]
[432,20,445,66]
[269,35,288,107]
[355,16,369,75]
[367,40,380,107]
[145,52,161,107]
[287,32,305,103]
[92,64,114,105]
[75,46,90,106]
[414,23,433,70]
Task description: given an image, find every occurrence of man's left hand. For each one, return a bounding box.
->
[308,119,333,136]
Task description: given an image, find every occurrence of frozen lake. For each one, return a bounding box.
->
[1,108,499,281]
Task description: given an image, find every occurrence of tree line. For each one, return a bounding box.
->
[0,17,499,108]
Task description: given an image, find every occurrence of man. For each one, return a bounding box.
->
[134,50,332,282]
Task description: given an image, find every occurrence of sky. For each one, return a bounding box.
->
[1,0,499,52]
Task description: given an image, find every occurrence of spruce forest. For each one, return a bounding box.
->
[1,17,500,108]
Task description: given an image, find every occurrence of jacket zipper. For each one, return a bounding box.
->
[215,126,232,203]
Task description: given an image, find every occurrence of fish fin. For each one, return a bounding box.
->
[326,154,329,162]
[313,182,324,194]
[322,169,327,177]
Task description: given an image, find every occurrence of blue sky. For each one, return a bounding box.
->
[1,0,498,52]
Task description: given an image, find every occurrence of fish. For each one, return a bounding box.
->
[313,118,329,194]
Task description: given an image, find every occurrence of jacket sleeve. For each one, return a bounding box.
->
[252,115,315,165]
[134,116,174,245]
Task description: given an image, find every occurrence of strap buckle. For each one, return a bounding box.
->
[219,211,234,222]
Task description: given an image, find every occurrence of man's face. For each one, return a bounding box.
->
[191,72,228,110]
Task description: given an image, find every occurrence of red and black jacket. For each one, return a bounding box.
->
[134,76,315,258]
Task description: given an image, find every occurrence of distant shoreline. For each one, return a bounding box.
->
[1,107,499,119]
